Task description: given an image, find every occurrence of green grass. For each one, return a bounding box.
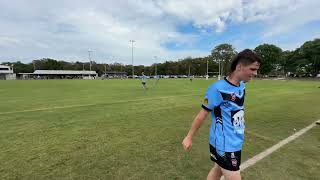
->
[242,127,320,180]
[0,79,319,179]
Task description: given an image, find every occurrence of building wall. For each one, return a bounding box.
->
[0,73,16,80]
[0,74,5,80]
[5,73,16,80]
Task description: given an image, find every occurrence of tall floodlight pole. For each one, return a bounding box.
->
[218,58,221,80]
[129,40,135,78]
[88,50,93,71]
[206,59,209,80]
[120,62,123,79]
[154,56,158,76]
[218,49,225,80]
[33,61,36,71]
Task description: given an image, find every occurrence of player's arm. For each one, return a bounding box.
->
[182,109,210,150]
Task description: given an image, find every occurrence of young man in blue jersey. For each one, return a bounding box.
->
[182,49,261,180]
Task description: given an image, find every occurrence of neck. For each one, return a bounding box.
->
[227,73,241,86]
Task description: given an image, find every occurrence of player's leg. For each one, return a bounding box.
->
[142,82,146,90]
[208,145,223,180]
[207,163,222,180]
[209,144,242,180]
[221,168,241,180]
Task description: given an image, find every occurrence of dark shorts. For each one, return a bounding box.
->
[142,82,146,85]
[209,144,241,171]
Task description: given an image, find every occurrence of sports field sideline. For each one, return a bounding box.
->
[0,79,319,179]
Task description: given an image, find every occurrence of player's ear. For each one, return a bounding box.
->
[236,63,242,72]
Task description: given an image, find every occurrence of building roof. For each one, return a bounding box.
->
[0,64,10,68]
[0,64,13,74]
[104,71,127,74]
[33,70,97,75]
[18,73,34,75]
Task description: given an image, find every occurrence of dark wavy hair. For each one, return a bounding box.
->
[230,49,261,72]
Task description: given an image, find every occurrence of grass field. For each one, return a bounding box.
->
[0,78,319,179]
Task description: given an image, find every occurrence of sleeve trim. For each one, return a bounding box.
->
[201,104,212,112]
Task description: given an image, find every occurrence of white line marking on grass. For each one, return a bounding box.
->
[220,120,319,180]
[0,93,202,115]
[240,120,319,171]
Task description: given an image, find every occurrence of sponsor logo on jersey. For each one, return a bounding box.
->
[232,110,245,134]
[231,93,236,101]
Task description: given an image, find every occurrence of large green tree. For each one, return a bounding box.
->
[280,50,294,76]
[211,43,237,76]
[298,39,320,76]
[254,44,282,75]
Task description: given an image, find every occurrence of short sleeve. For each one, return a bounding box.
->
[201,86,223,112]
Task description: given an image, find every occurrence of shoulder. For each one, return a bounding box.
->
[209,79,227,91]
[206,80,225,94]
[240,81,246,88]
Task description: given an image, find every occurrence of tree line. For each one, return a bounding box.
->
[2,38,319,77]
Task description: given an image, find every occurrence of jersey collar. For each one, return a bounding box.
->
[224,77,240,87]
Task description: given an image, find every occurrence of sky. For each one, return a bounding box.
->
[0,0,319,65]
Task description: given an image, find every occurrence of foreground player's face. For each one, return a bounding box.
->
[239,61,260,82]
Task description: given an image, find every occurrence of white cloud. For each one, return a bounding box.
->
[0,0,319,65]
[261,0,320,37]
[157,0,242,32]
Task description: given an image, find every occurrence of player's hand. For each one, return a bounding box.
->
[182,136,192,150]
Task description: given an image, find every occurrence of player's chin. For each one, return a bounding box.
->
[244,77,253,82]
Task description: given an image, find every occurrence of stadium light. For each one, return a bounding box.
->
[129,40,135,78]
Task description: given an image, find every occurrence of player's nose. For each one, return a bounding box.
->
[253,71,257,76]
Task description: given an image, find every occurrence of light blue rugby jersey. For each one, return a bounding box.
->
[141,75,147,82]
[202,78,246,152]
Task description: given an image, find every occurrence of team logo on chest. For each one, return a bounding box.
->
[220,90,245,106]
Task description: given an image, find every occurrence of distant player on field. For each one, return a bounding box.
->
[155,74,160,85]
[141,72,148,90]
[182,49,261,180]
